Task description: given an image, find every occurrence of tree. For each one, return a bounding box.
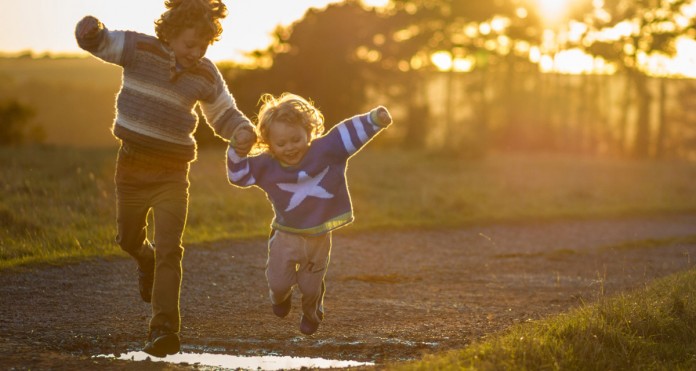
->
[572,0,695,158]
[370,0,544,153]
[242,1,385,125]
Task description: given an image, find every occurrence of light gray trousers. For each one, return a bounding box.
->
[266,230,332,324]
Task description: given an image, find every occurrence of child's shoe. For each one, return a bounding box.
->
[272,295,292,318]
[143,327,180,357]
[299,314,319,335]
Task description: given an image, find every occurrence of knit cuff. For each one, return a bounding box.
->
[369,106,392,128]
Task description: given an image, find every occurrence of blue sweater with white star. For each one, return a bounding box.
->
[227,108,390,236]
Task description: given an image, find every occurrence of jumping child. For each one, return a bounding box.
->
[75,0,256,357]
[226,93,392,335]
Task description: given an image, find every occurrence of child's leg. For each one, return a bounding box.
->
[266,230,303,305]
[296,232,331,324]
[115,154,156,303]
[149,175,189,334]
[115,179,154,265]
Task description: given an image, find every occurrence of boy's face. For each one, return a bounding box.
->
[268,120,310,166]
[168,27,209,68]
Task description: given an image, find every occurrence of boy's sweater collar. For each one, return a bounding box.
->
[162,42,201,82]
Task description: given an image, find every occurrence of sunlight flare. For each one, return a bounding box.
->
[535,0,571,24]
[361,0,389,8]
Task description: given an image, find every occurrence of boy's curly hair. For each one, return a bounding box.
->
[256,93,325,152]
[155,0,227,44]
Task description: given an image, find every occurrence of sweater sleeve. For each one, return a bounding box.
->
[75,17,133,67]
[226,144,258,188]
[321,106,392,160]
[199,63,254,142]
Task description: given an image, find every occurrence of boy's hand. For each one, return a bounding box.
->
[232,127,257,157]
[77,16,102,39]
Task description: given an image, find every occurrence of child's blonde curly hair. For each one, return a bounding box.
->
[255,93,325,152]
[155,0,227,44]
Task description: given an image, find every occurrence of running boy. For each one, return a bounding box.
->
[226,93,392,335]
[75,0,255,357]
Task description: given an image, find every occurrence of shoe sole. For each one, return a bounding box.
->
[143,333,180,357]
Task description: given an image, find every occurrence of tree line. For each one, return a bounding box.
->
[3,0,694,159]
[209,0,696,159]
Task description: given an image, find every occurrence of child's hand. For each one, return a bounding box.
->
[233,127,257,157]
[77,16,102,39]
[371,106,392,127]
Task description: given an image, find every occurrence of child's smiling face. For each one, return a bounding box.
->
[268,120,310,166]
[168,27,208,68]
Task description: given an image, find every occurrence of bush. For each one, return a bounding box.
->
[0,99,44,145]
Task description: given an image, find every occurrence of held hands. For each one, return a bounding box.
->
[232,126,257,157]
[76,16,102,39]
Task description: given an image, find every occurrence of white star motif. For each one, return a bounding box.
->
[277,167,334,212]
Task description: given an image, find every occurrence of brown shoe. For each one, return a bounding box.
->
[143,328,180,357]
[272,295,292,318]
[299,314,319,335]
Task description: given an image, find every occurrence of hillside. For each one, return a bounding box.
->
[0,57,121,147]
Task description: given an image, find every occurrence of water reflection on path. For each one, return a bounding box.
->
[96,351,375,370]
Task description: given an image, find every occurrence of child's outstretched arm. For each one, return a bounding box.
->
[322,106,393,160]
[198,65,256,149]
[75,15,131,66]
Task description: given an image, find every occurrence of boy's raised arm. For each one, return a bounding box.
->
[75,15,129,66]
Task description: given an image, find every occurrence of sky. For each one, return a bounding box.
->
[0,0,387,63]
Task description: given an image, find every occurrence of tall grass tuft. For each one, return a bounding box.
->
[393,268,696,370]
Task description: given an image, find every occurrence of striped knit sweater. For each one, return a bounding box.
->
[75,21,253,168]
[226,109,390,236]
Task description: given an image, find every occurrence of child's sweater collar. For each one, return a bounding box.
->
[162,43,200,82]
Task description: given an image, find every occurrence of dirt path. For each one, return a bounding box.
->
[1,214,696,370]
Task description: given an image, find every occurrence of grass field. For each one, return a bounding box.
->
[2,145,696,269]
[390,267,696,370]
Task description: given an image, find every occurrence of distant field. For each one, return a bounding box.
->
[0,57,121,147]
[2,146,696,268]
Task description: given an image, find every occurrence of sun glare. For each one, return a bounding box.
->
[430,51,475,72]
[361,0,390,7]
[535,0,571,25]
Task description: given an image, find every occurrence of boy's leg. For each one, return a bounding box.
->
[297,232,331,332]
[266,231,302,313]
[143,173,188,358]
[149,175,189,335]
[115,157,155,302]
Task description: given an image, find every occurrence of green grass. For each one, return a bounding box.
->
[2,146,696,269]
[390,268,696,371]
